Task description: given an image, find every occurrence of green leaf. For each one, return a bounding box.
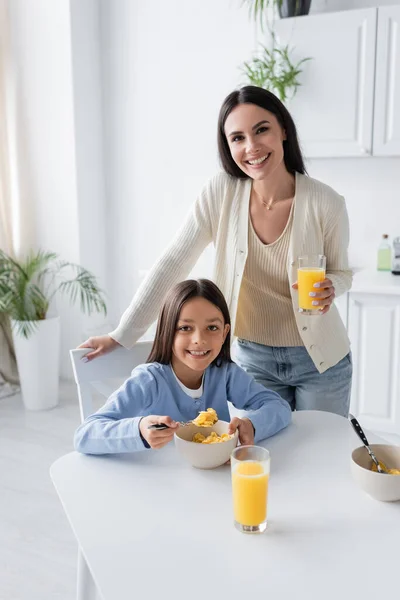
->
[242,0,282,31]
[239,39,312,102]
[0,249,107,339]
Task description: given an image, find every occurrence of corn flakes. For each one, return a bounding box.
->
[191,409,232,443]
[192,430,233,444]
[371,461,400,475]
[192,408,218,427]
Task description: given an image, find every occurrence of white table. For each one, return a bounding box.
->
[50,411,400,600]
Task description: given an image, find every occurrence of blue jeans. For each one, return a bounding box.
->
[234,339,352,417]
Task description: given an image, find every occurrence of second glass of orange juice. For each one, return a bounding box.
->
[231,446,270,534]
[297,254,326,315]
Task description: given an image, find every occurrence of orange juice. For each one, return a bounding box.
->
[232,461,269,526]
[297,267,325,311]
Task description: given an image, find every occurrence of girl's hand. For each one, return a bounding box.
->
[292,278,335,315]
[139,415,179,449]
[78,335,121,361]
[228,417,255,446]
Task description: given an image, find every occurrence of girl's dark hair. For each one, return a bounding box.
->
[147,279,232,367]
[217,85,306,179]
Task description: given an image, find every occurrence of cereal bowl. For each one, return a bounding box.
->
[351,444,400,502]
[174,420,239,469]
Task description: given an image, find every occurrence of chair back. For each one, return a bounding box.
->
[70,341,154,422]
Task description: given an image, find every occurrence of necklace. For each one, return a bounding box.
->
[254,187,294,211]
[254,189,276,211]
[261,198,274,211]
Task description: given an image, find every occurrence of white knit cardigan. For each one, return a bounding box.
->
[110,172,352,373]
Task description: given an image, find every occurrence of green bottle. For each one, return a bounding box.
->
[377,234,391,271]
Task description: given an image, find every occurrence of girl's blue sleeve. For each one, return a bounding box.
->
[74,366,157,455]
[227,363,291,442]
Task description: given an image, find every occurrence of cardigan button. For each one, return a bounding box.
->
[320,362,324,366]
[302,326,307,331]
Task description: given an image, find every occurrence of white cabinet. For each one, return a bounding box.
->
[373,6,400,156]
[348,291,400,435]
[275,6,400,158]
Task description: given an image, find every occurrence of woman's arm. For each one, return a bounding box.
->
[108,176,224,348]
[227,364,291,443]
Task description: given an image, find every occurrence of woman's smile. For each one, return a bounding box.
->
[246,153,271,167]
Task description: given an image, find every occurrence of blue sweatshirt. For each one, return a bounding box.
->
[74,361,291,454]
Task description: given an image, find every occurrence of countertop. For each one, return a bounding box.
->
[351,268,400,295]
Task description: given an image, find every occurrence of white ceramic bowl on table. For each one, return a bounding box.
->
[351,444,400,502]
[174,420,239,469]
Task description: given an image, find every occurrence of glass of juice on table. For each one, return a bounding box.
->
[231,446,270,534]
[297,254,326,315]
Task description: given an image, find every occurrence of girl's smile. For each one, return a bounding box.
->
[186,349,211,358]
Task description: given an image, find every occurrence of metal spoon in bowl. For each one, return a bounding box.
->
[348,414,389,474]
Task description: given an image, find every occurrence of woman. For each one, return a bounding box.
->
[79,86,352,416]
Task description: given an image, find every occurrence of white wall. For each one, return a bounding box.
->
[99,0,257,323]
[306,158,400,268]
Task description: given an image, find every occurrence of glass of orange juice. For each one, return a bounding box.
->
[231,445,270,534]
[297,254,326,315]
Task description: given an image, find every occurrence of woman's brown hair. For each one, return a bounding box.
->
[147,279,232,367]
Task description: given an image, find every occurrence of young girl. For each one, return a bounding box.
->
[74,279,291,454]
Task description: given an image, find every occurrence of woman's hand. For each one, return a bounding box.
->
[78,335,121,361]
[292,278,335,314]
[228,417,255,446]
[139,415,179,449]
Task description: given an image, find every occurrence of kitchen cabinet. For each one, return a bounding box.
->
[347,272,400,435]
[373,5,400,156]
[274,6,400,158]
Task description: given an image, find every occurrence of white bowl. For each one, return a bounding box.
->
[174,420,239,470]
[351,444,400,502]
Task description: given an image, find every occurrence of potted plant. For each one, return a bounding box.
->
[278,1,311,18]
[0,249,107,410]
[241,40,311,103]
[243,0,312,28]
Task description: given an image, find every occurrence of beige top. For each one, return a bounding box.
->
[235,200,303,346]
[110,172,352,374]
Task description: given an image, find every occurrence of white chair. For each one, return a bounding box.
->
[69,340,153,600]
[70,341,154,422]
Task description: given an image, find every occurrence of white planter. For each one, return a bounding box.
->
[12,317,61,410]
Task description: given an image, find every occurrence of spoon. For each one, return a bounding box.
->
[348,414,388,474]
[148,411,219,431]
[148,420,196,431]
